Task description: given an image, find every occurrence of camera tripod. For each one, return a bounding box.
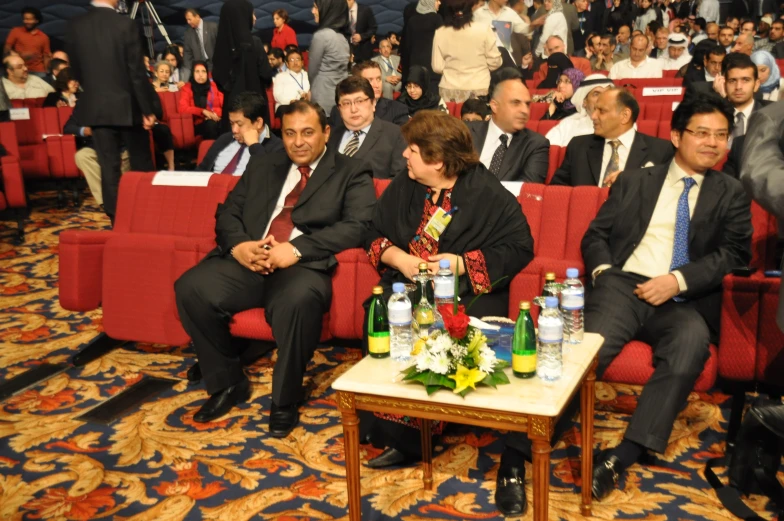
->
[127,0,172,59]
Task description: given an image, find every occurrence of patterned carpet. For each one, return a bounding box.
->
[0,192,778,521]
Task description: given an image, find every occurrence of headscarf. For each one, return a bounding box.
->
[548,0,564,14]
[538,52,573,88]
[560,68,585,110]
[751,50,781,94]
[315,0,349,35]
[571,74,614,114]
[189,60,212,108]
[212,0,255,92]
[399,66,441,114]
[416,0,438,15]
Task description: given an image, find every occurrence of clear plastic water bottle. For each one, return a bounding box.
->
[388,282,413,362]
[537,296,563,382]
[561,268,584,345]
[434,259,455,310]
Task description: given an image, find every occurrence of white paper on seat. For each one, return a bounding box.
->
[501,181,523,196]
[642,87,683,97]
[9,108,30,121]
[152,171,213,187]
[672,101,680,111]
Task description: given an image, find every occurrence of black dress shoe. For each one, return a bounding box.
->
[269,402,299,438]
[365,448,417,469]
[193,379,250,423]
[186,362,202,385]
[592,451,622,501]
[495,466,527,516]
[751,402,784,438]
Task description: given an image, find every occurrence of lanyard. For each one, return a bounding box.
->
[383,58,393,73]
[289,71,305,91]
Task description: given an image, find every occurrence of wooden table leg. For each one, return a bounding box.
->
[421,420,433,491]
[581,358,598,517]
[338,392,362,521]
[530,416,552,521]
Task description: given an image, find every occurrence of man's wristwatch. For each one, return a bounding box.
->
[292,246,302,260]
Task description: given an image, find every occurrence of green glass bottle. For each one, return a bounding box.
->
[367,286,390,358]
[512,301,537,378]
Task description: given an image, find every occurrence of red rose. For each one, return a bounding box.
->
[439,304,470,339]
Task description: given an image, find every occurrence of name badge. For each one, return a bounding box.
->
[423,207,452,241]
[642,87,683,97]
[9,108,30,121]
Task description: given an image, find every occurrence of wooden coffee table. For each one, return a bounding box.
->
[333,332,604,521]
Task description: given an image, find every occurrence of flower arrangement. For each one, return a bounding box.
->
[401,259,510,397]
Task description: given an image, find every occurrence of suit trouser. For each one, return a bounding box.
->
[91,125,154,218]
[74,147,130,206]
[174,256,332,407]
[507,268,712,457]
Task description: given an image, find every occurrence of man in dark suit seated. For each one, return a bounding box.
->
[465,67,550,182]
[329,62,410,127]
[583,93,752,500]
[175,100,376,436]
[197,92,284,175]
[328,76,407,179]
[551,88,675,187]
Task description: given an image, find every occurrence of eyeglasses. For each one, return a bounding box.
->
[337,97,371,109]
[683,128,729,141]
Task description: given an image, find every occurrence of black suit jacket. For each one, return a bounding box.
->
[213,147,376,271]
[582,163,752,333]
[183,20,218,80]
[466,120,550,183]
[551,132,675,186]
[720,100,771,178]
[351,4,378,63]
[327,118,408,179]
[66,7,154,127]
[329,97,409,127]
[197,131,285,173]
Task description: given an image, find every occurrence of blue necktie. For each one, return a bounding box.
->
[670,177,697,300]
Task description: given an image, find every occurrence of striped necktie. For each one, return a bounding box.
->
[343,130,362,157]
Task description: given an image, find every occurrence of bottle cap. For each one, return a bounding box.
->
[545,272,556,281]
[545,296,559,308]
[519,301,530,310]
[392,282,405,293]
[372,286,383,295]
[566,268,579,278]
[418,262,428,270]
[439,259,450,269]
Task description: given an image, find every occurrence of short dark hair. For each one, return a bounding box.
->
[273,9,290,23]
[401,111,479,179]
[22,7,41,22]
[693,17,707,30]
[706,45,727,59]
[585,32,599,46]
[610,87,640,123]
[647,21,662,34]
[352,60,382,77]
[185,8,200,17]
[335,75,375,104]
[720,25,734,33]
[618,24,631,33]
[602,33,617,46]
[442,0,476,30]
[268,47,284,60]
[489,67,524,100]
[163,44,182,68]
[286,49,302,63]
[49,58,67,75]
[461,98,490,119]
[281,100,328,131]
[671,91,735,134]
[284,44,299,55]
[54,67,74,92]
[773,20,784,29]
[741,19,755,30]
[228,91,268,123]
[722,51,758,80]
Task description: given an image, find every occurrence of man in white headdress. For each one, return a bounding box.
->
[545,74,614,146]
[659,32,692,70]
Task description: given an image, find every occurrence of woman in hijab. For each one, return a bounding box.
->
[535,52,573,89]
[751,50,783,101]
[309,0,351,115]
[535,0,569,60]
[178,61,224,140]
[397,65,447,115]
[543,67,585,120]
[400,0,444,92]
[213,0,273,130]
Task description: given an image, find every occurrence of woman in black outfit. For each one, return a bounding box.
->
[212,0,273,132]
[400,0,444,94]
[43,67,79,108]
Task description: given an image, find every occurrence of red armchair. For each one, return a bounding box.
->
[0,122,27,240]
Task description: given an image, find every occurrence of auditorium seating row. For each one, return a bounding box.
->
[58,172,780,393]
[0,122,26,239]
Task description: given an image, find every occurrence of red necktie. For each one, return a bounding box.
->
[220,144,247,174]
[266,165,311,241]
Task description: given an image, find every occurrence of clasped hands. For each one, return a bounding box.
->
[390,249,465,281]
[634,274,680,306]
[232,236,299,274]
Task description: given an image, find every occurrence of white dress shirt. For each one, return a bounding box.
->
[598,126,636,186]
[608,57,664,79]
[473,3,530,34]
[262,147,327,241]
[349,3,359,33]
[698,0,720,23]
[545,112,596,147]
[658,51,692,71]
[479,118,513,170]
[536,12,569,58]
[2,76,54,100]
[212,126,270,175]
[272,70,310,111]
[338,122,372,153]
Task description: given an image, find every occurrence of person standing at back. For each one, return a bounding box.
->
[347,0,378,64]
[182,9,218,81]
[66,0,156,223]
[4,7,51,79]
[309,0,351,115]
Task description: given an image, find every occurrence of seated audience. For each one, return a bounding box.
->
[329,61,409,126]
[719,25,735,53]
[51,50,68,64]
[271,9,298,50]
[44,57,68,87]
[592,34,621,72]
[151,61,173,92]
[535,0,570,60]
[609,33,664,78]
[584,92,752,503]
[466,68,550,182]
[197,91,284,174]
[2,53,53,99]
[43,67,79,108]
[536,52,574,88]
[529,36,592,80]
[651,27,669,58]
[615,24,632,56]
[551,87,675,186]
[174,99,376,436]
[731,32,754,55]
[359,110,534,472]
[543,67,585,120]
[371,38,402,99]
[690,17,708,44]
[659,32,691,70]
[546,74,613,146]
[328,76,407,178]
[460,97,491,122]
[751,50,782,101]
[268,47,287,75]
[163,45,186,89]
[273,50,310,117]
[683,43,725,89]
[397,66,447,116]
[178,60,224,140]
